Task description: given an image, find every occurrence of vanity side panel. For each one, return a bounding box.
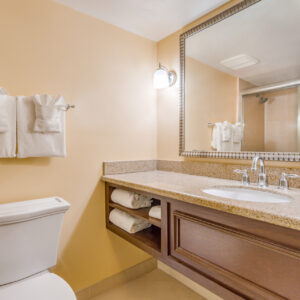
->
[105,183,114,228]
[161,200,169,258]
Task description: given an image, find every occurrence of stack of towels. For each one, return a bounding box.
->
[109,189,153,233]
[211,121,244,152]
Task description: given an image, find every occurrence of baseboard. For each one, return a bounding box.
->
[157,261,223,300]
[76,258,157,300]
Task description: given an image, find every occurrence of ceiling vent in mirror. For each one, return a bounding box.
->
[220,54,259,70]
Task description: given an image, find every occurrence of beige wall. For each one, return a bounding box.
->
[0,0,157,292]
[157,30,181,160]
[264,88,298,152]
[185,56,238,151]
[242,94,265,151]
[243,88,298,152]
[157,0,242,161]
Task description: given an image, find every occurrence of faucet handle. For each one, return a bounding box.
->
[234,169,250,186]
[279,173,300,190]
[234,169,248,175]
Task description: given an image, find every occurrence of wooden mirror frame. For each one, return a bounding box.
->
[179,0,300,161]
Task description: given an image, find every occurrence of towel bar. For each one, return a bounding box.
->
[65,104,75,111]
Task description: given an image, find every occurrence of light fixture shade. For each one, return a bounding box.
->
[153,68,170,89]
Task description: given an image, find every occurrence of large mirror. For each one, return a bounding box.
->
[180,0,300,160]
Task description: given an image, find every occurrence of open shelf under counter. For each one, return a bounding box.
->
[107,222,161,256]
[108,202,161,228]
[105,183,163,258]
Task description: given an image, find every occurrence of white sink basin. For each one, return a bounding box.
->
[202,187,291,203]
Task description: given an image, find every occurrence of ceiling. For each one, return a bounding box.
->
[53,0,228,41]
[186,0,300,87]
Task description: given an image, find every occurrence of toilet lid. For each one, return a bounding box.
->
[0,273,76,300]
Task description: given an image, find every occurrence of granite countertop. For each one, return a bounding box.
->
[102,170,300,231]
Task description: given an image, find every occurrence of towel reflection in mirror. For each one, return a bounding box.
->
[211,121,244,152]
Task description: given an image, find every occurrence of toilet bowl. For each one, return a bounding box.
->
[0,197,76,299]
[0,272,75,300]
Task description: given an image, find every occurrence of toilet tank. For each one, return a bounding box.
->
[0,197,70,285]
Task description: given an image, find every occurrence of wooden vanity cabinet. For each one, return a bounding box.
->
[105,183,300,300]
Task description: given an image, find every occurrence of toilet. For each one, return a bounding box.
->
[0,197,76,300]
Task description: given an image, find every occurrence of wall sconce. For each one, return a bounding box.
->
[153,63,177,89]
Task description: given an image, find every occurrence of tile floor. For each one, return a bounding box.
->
[91,269,205,300]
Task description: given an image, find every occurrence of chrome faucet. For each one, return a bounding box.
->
[251,156,268,187]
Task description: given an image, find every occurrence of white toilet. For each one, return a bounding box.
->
[0,197,76,300]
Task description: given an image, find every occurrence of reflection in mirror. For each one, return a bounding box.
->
[243,85,300,152]
[183,0,300,155]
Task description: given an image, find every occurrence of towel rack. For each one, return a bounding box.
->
[208,122,244,128]
[65,104,75,111]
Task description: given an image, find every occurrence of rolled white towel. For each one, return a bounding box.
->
[149,206,161,220]
[109,208,151,234]
[111,189,153,209]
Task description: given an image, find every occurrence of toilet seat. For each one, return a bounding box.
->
[0,272,76,300]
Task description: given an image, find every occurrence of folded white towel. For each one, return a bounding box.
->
[0,87,9,95]
[221,121,232,142]
[33,94,63,133]
[111,189,153,209]
[109,208,151,234]
[17,96,66,158]
[0,101,8,132]
[149,206,161,220]
[211,122,222,151]
[232,122,244,152]
[0,96,16,158]
[221,121,234,151]
[232,122,244,143]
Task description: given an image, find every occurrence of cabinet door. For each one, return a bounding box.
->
[170,201,300,300]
